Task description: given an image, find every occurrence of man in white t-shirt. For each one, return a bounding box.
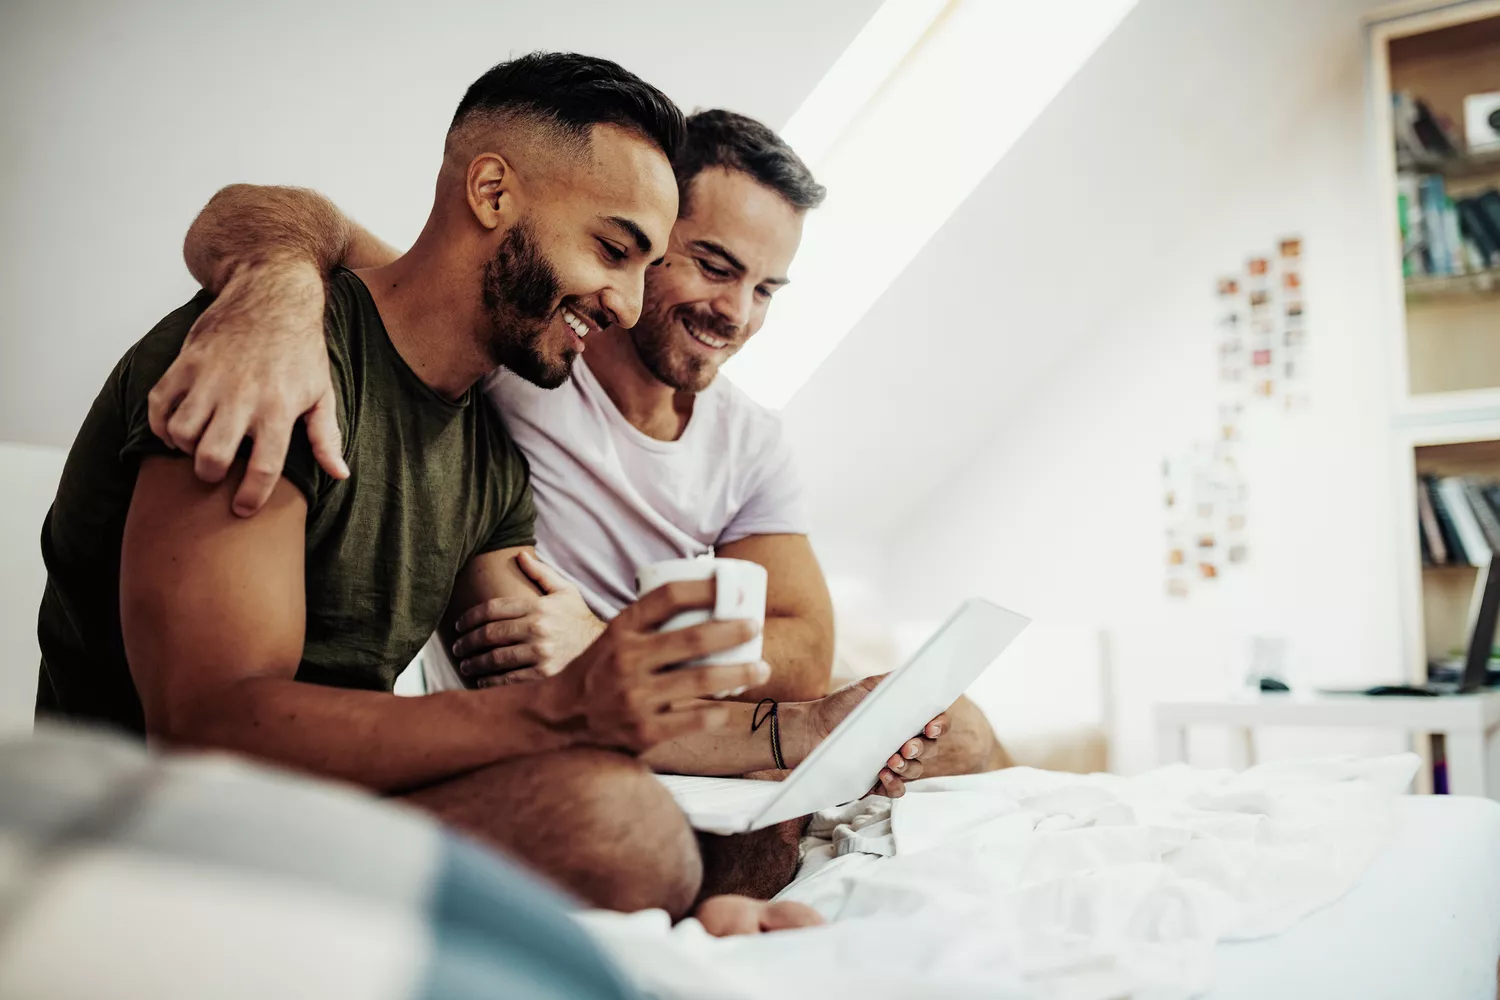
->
[147,107,1006,910]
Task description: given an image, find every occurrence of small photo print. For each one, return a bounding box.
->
[1217,278,1240,296]
[1167,548,1186,566]
[1199,562,1219,580]
[1249,290,1270,308]
[1286,301,1303,319]
[1253,348,1272,366]
[1226,513,1246,532]
[1254,379,1274,397]
[1283,271,1302,290]
[1279,237,1302,259]
[1285,327,1304,347]
[1228,544,1249,564]
[1252,317,1274,335]
[1167,577,1190,598]
[1198,534,1216,549]
[1248,258,1269,277]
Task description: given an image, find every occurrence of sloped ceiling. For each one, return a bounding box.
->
[782,0,1389,563]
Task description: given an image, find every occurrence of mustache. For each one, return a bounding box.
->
[563,298,610,329]
[676,306,738,341]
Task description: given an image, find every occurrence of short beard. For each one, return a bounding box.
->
[630,302,737,393]
[481,219,572,389]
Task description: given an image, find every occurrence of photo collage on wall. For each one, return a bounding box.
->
[1164,236,1306,598]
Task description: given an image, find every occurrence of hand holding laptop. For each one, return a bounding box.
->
[795,674,947,798]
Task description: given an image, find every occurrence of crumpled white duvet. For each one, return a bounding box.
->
[579,755,1419,1000]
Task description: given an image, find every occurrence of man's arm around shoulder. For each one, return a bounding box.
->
[150,185,401,517]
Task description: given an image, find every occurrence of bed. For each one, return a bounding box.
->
[584,758,1500,1000]
[1207,794,1500,1000]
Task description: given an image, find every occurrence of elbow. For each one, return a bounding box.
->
[774,633,836,702]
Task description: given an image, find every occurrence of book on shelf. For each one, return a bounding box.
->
[1417,476,1449,564]
[1393,91,1459,164]
[1436,477,1491,563]
[1392,92,1500,279]
[1401,173,1500,278]
[1422,475,1469,565]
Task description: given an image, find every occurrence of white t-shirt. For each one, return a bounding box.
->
[486,357,808,618]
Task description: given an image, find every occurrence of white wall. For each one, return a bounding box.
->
[789,0,1414,771]
[0,0,879,449]
[0,444,66,735]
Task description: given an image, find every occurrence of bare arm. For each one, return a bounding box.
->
[181,184,391,292]
[150,186,399,517]
[715,533,834,701]
[121,457,767,793]
[442,548,606,686]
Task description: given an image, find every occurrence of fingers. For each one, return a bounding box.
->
[164,390,215,455]
[636,618,758,672]
[231,419,293,518]
[452,617,533,658]
[656,661,770,704]
[192,405,251,485]
[476,667,544,688]
[517,550,572,595]
[877,769,906,798]
[305,390,349,480]
[884,755,923,781]
[454,597,533,634]
[458,643,539,679]
[925,713,948,739]
[627,579,717,629]
[147,366,188,445]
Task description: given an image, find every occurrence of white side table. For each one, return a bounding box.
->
[1154,690,1500,798]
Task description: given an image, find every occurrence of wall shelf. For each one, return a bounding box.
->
[1376,2,1500,700]
[1398,145,1500,179]
[1405,266,1500,301]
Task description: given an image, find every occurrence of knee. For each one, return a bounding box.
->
[540,749,703,918]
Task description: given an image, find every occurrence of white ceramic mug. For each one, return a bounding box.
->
[635,556,767,667]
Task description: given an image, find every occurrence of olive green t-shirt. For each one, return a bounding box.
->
[36,268,535,735]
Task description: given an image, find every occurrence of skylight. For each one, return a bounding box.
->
[726,0,1140,409]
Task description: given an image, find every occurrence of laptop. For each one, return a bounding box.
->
[1319,556,1500,697]
[656,598,1030,835]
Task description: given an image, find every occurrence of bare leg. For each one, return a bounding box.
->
[697,815,807,901]
[923,695,1012,777]
[403,747,703,919]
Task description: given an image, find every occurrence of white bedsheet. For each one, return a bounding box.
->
[1207,794,1500,1000]
[580,756,1427,1000]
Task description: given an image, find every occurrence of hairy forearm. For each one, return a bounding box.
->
[740,613,832,702]
[643,698,814,776]
[159,675,576,793]
[183,184,358,292]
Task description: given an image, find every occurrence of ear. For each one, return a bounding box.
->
[465,153,515,231]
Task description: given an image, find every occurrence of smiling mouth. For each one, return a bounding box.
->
[561,308,591,341]
[682,316,730,350]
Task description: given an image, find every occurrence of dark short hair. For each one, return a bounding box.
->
[452,52,685,158]
[672,110,826,216]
